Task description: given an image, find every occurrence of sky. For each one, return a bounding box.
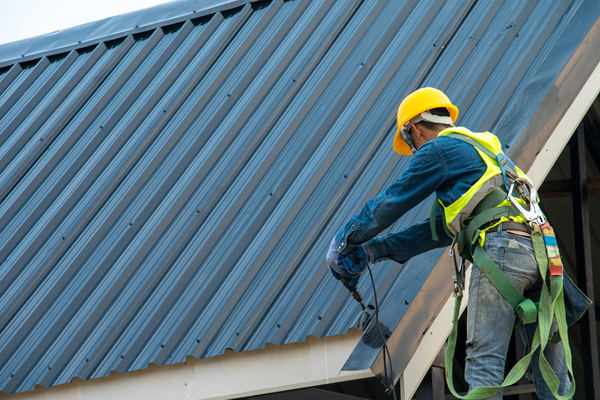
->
[0,0,179,45]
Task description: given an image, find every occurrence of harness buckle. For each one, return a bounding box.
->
[507,178,545,227]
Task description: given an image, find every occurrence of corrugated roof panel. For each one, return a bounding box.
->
[0,0,599,394]
[37,14,248,385]
[0,51,93,191]
[140,0,361,363]
[442,0,579,130]
[224,0,468,350]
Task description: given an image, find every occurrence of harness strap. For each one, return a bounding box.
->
[429,197,453,242]
[446,293,543,399]
[531,227,575,399]
[438,180,575,397]
[445,227,575,399]
[473,245,537,324]
[471,187,509,216]
[446,132,520,191]
[430,199,440,241]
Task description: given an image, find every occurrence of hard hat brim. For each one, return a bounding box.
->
[393,126,414,155]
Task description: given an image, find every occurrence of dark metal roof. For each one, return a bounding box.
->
[0,0,599,394]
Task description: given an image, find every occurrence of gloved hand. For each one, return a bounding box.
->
[326,239,370,289]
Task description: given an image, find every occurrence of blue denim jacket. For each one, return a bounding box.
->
[335,133,487,263]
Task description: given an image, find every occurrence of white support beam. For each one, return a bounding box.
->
[0,330,372,400]
[399,265,471,400]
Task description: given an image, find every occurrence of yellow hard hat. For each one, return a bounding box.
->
[393,87,459,155]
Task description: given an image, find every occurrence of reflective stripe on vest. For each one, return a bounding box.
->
[436,127,529,238]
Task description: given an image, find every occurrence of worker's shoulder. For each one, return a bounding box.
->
[428,133,482,163]
[430,134,475,151]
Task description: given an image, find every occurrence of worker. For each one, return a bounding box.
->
[326,87,590,399]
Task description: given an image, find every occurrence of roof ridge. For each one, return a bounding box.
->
[0,0,241,67]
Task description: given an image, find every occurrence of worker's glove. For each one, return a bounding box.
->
[326,239,370,289]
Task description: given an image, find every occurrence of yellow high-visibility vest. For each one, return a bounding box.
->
[436,127,529,244]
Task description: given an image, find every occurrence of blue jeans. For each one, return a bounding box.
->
[465,231,571,399]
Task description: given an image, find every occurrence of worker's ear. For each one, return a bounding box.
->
[409,123,423,140]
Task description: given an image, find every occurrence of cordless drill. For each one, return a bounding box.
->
[340,276,366,310]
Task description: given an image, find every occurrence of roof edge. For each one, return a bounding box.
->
[0,331,371,399]
[0,0,243,68]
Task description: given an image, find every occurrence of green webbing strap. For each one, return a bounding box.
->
[470,187,508,217]
[445,229,575,399]
[457,205,521,260]
[446,292,543,399]
[531,229,575,399]
[430,198,440,241]
[473,245,537,324]
[465,206,519,245]
[441,131,575,397]
[430,197,453,241]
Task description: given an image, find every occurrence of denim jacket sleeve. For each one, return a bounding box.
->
[364,214,453,263]
[334,139,451,259]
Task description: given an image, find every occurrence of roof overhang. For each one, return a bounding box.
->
[0,331,372,400]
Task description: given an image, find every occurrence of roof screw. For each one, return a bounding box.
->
[163,109,167,113]
[193,9,196,12]
[505,143,510,148]
[100,125,103,129]
[433,43,436,47]
[129,222,133,226]
[317,316,322,320]
[277,323,281,328]
[10,374,14,378]
[86,358,89,362]
[121,355,125,359]
[135,25,139,28]
[269,193,273,196]
[227,93,231,97]
[78,40,81,44]
[160,344,164,348]
[343,174,348,178]
[236,332,240,336]
[360,61,365,66]
[196,339,200,343]
[404,300,409,305]
[61,236,65,240]
[48,366,51,370]
[292,79,296,82]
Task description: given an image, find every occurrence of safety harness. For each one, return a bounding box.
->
[430,131,575,399]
